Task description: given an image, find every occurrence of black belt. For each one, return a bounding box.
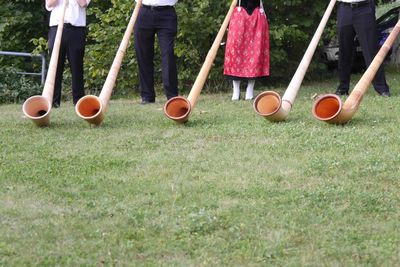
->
[142,4,174,11]
[50,23,85,29]
[340,0,371,8]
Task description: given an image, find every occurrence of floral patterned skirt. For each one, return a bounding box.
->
[224,7,270,79]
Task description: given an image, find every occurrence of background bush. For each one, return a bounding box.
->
[0,67,42,103]
[0,0,396,102]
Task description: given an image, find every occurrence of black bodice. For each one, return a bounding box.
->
[237,0,260,15]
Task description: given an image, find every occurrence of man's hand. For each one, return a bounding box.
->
[46,0,58,8]
[76,0,88,7]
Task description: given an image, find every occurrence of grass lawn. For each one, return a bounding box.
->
[1,69,400,266]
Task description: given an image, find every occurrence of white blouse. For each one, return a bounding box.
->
[46,0,90,27]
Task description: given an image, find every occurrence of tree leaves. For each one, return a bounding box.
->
[1,0,337,95]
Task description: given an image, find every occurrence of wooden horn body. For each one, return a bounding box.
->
[164,0,238,124]
[75,0,142,126]
[22,0,68,127]
[254,0,337,122]
[312,20,400,124]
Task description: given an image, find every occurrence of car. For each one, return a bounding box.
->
[322,6,400,70]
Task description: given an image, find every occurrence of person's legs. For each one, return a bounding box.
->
[336,4,356,95]
[48,26,66,107]
[66,27,86,104]
[232,80,240,101]
[157,8,178,100]
[353,3,390,95]
[245,79,255,100]
[135,8,156,102]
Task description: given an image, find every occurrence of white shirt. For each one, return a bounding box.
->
[46,0,90,27]
[136,0,178,6]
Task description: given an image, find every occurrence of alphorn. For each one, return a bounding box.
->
[164,0,238,123]
[75,0,142,126]
[22,0,69,127]
[312,20,400,124]
[253,0,337,122]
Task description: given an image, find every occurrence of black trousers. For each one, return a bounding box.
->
[48,25,86,106]
[337,1,390,94]
[134,6,179,101]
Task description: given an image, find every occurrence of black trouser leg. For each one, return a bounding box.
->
[135,13,156,102]
[337,5,355,93]
[65,27,86,104]
[353,4,389,94]
[157,12,178,99]
[48,26,66,106]
[337,24,356,93]
[48,26,86,106]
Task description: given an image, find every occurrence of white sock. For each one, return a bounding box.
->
[232,80,240,101]
[245,80,255,100]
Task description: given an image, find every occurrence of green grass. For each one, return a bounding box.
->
[1,69,400,266]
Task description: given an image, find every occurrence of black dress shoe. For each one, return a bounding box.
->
[335,90,349,96]
[140,100,155,105]
[379,91,391,97]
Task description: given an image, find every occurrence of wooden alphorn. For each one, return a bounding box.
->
[22,0,69,127]
[164,0,238,123]
[253,0,337,122]
[75,0,142,126]
[312,20,400,124]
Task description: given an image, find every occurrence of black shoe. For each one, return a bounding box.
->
[140,99,155,105]
[379,91,391,97]
[335,90,349,96]
[53,103,60,108]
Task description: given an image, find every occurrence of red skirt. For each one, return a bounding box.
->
[224,7,270,78]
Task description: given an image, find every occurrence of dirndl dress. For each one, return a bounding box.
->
[223,0,270,79]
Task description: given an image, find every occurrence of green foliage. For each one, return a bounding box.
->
[83,0,336,94]
[0,0,47,98]
[83,0,233,95]
[265,1,336,82]
[0,67,42,103]
[84,0,138,96]
[0,0,342,96]
[175,0,230,85]
[1,0,393,100]
[0,0,47,55]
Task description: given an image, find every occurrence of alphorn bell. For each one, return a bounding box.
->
[75,0,142,126]
[253,0,337,122]
[312,20,400,124]
[22,0,69,127]
[164,0,238,123]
